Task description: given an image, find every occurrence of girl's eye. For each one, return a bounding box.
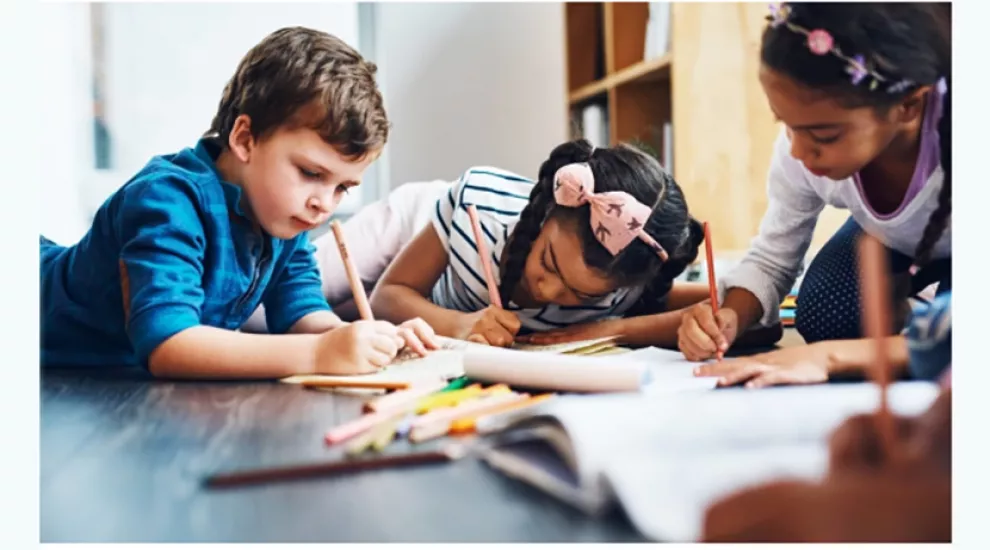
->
[809,132,841,145]
[335,185,350,196]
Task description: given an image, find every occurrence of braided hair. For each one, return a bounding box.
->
[497,139,702,309]
[762,3,951,303]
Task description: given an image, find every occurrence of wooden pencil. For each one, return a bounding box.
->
[302,379,411,391]
[466,204,503,308]
[330,220,374,320]
[703,221,723,360]
[204,446,466,488]
[856,234,897,462]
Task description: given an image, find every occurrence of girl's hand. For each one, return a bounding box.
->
[515,318,624,346]
[396,317,442,356]
[457,306,521,347]
[677,302,740,361]
[693,343,832,388]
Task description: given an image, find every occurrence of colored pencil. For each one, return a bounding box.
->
[331,220,374,321]
[856,234,897,463]
[205,446,467,488]
[703,221,723,361]
[466,204,503,308]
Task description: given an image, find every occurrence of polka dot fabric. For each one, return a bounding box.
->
[795,216,951,343]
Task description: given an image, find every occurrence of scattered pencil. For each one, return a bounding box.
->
[204,445,469,489]
[303,379,411,391]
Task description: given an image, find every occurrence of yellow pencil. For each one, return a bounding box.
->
[448,393,555,435]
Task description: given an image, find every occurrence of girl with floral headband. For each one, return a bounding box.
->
[370,139,711,347]
[682,3,951,387]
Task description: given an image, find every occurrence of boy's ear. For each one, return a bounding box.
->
[895,86,932,123]
[227,114,255,163]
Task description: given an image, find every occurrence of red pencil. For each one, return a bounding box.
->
[703,222,722,360]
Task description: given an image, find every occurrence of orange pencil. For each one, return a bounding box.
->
[330,220,374,320]
[703,221,722,360]
[857,234,897,463]
[466,204,503,308]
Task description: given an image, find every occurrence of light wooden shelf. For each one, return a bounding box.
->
[568,53,672,104]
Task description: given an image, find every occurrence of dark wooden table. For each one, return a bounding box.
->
[41,369,644,543]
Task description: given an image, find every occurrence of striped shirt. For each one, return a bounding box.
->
[430,166,646,332]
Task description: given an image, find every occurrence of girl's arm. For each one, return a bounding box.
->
[149,326,320,379]
[369,224,466,337]
[717,129,827,333]
[820,335,910,378]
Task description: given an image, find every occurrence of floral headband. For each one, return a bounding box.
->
[767,2,915,94]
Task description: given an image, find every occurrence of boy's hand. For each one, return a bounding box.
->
[457,306,521,348]
[396,317,442,356]
[678,302,739,361]
[314,320,404,375]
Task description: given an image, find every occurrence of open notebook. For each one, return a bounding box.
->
[281,335,627,387]
[283,335,717,394]
[477,381,941,542]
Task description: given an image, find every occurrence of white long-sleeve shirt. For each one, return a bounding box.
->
[721,85,951,327]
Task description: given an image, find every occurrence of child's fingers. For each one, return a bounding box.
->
[397,327,428,357]
[494,309,522,335]
[716,363,771,387]
[369,333,401,359]
[367,350,394,369]
[467,334,489,346]
[369,320,400,336]
[745,369,798,389]
[681,316,720,356]
[694,358,751,377]
[402,318,441,350]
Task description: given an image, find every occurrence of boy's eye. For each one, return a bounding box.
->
[299,167,321,179]
[335,185,350,196]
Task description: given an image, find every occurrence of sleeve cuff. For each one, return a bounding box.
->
[719,264,784,328]
[266,292,331,334]
[128,305,201,367]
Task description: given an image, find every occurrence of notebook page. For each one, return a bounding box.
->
[524,381,939,500]
[604,442,829,542]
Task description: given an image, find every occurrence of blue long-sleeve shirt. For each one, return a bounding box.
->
[40,138,330,370]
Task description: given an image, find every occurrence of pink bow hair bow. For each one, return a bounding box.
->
[553,163,668,261]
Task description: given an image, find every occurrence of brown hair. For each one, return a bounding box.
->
[206,26,389,159]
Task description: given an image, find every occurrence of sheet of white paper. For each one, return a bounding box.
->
[623,346,719,392]
[604,442,830,542]
[524,381,939,500]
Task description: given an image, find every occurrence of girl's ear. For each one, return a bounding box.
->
[894,85,933,124]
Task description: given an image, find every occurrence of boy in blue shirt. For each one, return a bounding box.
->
[40,27,439,378]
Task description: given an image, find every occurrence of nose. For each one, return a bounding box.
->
[307,193,333,217]
[788,132,819,165]
[536,276,567,304]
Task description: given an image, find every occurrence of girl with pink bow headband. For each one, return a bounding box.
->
[371,139,718,349]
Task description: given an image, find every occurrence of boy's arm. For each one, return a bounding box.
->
[117,177,322,378]
[262,235,340,335]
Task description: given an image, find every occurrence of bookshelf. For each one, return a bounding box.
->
[563,2,826,251]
